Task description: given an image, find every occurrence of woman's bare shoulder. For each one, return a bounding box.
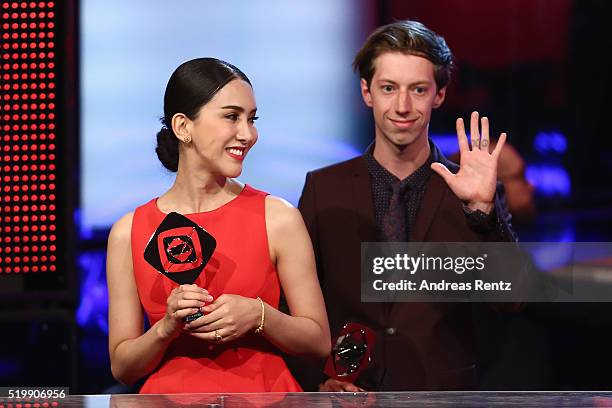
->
[108,211,135,245]
[264,195,302,227]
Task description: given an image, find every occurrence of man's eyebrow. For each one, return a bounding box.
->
[376,78,431,86]
[376,78,398,85]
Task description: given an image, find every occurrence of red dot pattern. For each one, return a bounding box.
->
[0,399,62,407]
[0,0,57,274]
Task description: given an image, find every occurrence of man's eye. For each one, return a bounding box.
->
[382,85,394,93]
[414,87,426,95]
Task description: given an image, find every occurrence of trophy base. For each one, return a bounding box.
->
[183,312,203,323]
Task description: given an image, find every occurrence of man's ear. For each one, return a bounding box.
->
[432,86,447,109]
[360,78,373,108]
[171,113,191,140]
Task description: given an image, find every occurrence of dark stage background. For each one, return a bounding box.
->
[1,0,612,393]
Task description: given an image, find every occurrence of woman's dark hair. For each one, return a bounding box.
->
[155,58,252,171]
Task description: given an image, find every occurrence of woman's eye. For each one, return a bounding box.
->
[226,114,239,121]
[248,116,259,124]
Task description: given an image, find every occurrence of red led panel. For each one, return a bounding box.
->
[0,0,57,275]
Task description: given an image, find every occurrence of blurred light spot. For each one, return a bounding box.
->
[76,250,108,333]
[529,241,575,271]
[430,134,458,156]
[526,164,571,197]
[534,131,567,154]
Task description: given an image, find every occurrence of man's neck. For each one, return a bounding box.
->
[372,136,431,180]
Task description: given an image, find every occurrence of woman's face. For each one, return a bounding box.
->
[185,79,258,178]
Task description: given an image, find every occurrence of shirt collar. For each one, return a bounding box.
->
[364,140,435,190]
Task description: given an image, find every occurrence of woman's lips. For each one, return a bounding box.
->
[226,147,246,161]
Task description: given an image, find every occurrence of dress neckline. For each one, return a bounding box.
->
[153,184,249,216]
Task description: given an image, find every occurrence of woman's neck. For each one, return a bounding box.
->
[158,167,242,214]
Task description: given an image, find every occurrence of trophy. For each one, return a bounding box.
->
[324,322,377,383]
[144,212,216,322]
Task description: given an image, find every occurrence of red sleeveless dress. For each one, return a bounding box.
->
[130,185,302,393]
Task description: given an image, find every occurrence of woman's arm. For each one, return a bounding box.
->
[106,213,211,384]
[187,196,331,358]
[260,196,331,357]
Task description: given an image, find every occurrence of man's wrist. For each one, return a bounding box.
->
[465,201,494,214]
[463,202,496,232]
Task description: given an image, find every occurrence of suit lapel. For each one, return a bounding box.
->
[350,157,378,243]
[411,172,448,241]
[349,156,387,328]
[410,141,456,242]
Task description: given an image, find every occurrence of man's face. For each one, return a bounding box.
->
[361,52,446,154]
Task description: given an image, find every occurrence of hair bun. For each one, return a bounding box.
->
[155,127,179,172]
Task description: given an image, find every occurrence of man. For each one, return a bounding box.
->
[295,20,515,391]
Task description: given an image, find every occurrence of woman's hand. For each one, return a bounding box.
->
[158,284,213,340]
[185,294,260,344]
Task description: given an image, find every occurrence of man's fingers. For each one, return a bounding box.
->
[430,162,454,185]
[492,132,507,158]
[480,116,490,151]
[470,111,480,149]
[456,118,469,153]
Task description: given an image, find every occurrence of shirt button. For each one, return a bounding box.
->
[386,327,396,336]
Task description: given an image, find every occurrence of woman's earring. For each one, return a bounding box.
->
[183,137,191,144]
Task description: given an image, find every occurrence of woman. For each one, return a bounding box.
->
[106,58,330,393]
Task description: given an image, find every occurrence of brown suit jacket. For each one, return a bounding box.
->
[295,143,515,391]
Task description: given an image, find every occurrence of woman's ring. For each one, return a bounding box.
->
[214,330,223,342]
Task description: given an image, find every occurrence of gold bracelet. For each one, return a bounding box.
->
[254,296,265,334]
